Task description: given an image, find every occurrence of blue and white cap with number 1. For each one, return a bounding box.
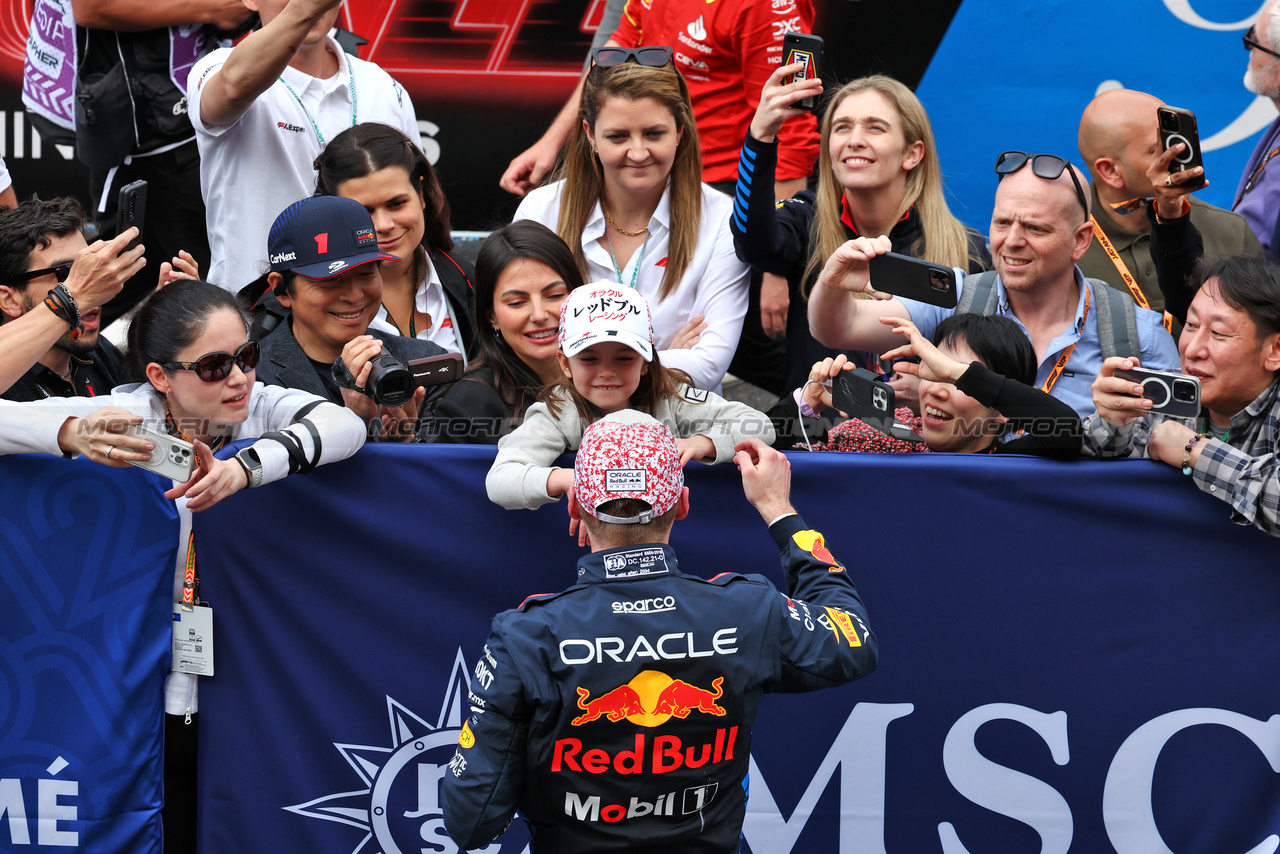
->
[267,195,400,280]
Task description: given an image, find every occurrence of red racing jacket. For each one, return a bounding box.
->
[611,0,820,185]
[440,514,877,853]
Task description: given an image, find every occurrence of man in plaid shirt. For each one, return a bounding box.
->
[1083,253,1280,537]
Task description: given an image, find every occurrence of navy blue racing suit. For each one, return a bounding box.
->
[440,514,878,853]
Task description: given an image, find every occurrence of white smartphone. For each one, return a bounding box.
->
[124,425,196,481]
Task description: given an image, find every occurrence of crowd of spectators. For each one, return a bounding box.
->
[5,0,1280,848]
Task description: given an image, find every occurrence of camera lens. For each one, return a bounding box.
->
[929,270,951,292]
[1173,380,1197,403]
[367,354,414,407]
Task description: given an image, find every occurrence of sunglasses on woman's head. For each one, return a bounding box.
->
[13,262,74,286]
[590,46,673,69]
[162,340,261,382]
[993,151,1090,218]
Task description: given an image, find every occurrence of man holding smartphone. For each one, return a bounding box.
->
[807,156,1181,420]
[1077,88,1260,334]
[0,198,145,401]
[1085,253,1280,538]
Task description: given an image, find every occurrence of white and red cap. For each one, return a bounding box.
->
[574,410,683,524]
[559,282,655,361]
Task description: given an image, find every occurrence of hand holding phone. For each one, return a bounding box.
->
[1114,366,1201,417]
[782,34,824,113]
[1157,106,1206,192]
[125,425,196,481]
[867,252,957,308]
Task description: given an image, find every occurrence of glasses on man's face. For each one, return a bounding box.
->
[590,46,673,69]
[1244,25,1280,60]
[162,340,261,383]
[13,262,74,287]
[994,151,1090,218]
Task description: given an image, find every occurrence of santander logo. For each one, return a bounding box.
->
[687,16,706,41]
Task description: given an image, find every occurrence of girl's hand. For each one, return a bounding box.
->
[802,354,852,414]
[56,407,150,466]
[568,515,590,548]
[670,314,707,350]
[157,250,200,290]
[675,434,715,465]
[750,62,823,143]
[547,467,575,498]
[879,315,967,384]
[165,440,249,512]
[816,237,895,299]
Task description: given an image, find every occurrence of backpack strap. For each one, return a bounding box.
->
[956,270,1001,316]
[1088,278,1139,361]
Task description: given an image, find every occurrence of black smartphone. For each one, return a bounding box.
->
[407,352,464,388]
[832,368,923,443]
[117,180,147,251]
[782,33,824,113]
[1114,366,1201,417]
[867,252,957,308]
[1157,106,1206,191]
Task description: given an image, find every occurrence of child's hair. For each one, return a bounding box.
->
[542,347,694,424]
[932,313,1036,387]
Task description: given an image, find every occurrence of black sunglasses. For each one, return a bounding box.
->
[13,262,74,286]
[994,151,1089,218]
[1245,25,1280,60]
[591,46,673,69]
[162,340,260,382]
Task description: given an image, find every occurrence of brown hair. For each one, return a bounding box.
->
[804,76,978,291]
[542,347,694,424]
[556,60,702,301]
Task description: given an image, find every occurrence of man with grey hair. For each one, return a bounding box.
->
[1235,0,1280,255]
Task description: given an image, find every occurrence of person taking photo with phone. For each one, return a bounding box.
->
[1085,253,1280,537]
[732,70,991,407]
[0,197,145,401]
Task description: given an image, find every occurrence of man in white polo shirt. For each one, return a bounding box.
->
[187,0,419,293]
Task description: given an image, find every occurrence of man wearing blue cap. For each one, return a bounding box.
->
[256,195,445,440]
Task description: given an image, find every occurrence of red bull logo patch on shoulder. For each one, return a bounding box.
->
[792,530,845,571]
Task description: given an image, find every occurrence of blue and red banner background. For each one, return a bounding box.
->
[191,446,1280,854]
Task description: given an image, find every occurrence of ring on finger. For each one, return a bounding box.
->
[106,446,115,460]
[1165,177,1172,187]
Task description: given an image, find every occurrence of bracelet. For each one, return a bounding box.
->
[1181,432,1209,475]
[1152,197,1191,225]
[42,282,84,338]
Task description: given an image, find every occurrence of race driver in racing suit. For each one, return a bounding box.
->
[441,410,878,853]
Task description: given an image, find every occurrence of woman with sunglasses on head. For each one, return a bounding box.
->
[314,123,477,361]
[513,46,750,393]
[733,70,990,411]
[0,277,365,851]
[423,221,584,443]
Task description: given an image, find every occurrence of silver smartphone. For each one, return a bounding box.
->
[124,425,196,481]
[1115,367,1201,417]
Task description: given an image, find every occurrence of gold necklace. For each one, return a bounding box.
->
[602,208,650,237]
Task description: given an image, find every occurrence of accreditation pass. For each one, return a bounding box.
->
[172,604,215,676]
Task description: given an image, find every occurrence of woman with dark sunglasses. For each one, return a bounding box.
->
[0,277,365,849]
[513,48,750,393]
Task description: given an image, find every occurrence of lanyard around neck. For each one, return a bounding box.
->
[1089,214,1174,333]
[606,230,650,289]
[1039,284,1090,395]
[278,58,357,148]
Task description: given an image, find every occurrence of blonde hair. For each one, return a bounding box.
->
[556,61,702,301]
[803,75,977,291]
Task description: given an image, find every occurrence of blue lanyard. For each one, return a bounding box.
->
[278,60,357,148]
[606,231,650,289]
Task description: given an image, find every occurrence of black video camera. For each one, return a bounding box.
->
[332,351,415,407]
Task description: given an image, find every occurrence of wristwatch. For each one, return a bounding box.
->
[234,448,264,488]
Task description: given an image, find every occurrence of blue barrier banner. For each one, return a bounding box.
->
[0,455,177,853]
[196,445,1280,854]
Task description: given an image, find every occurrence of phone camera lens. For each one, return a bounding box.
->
[1173,381,1197,403]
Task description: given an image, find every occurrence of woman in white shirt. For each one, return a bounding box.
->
[514,47,749,392]
[0,278,365,847]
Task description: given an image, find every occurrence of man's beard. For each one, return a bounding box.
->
[22,292,99,359]
[1245,66,1280,99]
